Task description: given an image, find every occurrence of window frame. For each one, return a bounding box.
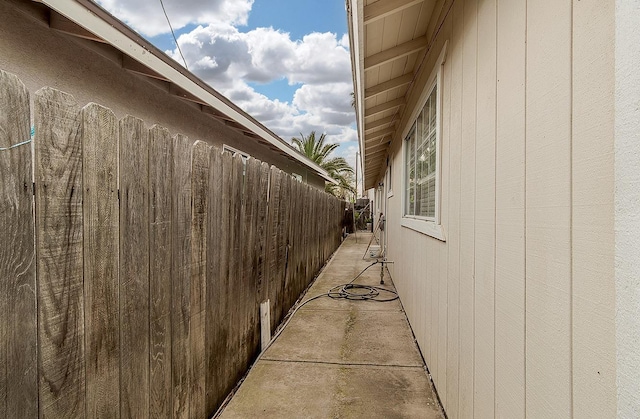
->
[400,42,447,241]
[386,159,393,198]
[222,144,250,163]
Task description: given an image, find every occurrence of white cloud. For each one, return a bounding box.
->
[97,0,254,37]
[293,83,355,125]
[339,144,360,169]
[169,24,352,87]
[164,23,356,153]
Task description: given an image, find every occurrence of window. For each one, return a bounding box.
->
[401,41,447,241]
[223,144,250,163]
[404,84,438,219]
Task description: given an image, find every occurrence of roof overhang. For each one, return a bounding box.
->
[30,0,337,184]
[348,0,452,190]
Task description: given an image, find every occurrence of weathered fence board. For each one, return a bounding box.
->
[1,73,346,418]
[190,140,209,418]
[0,70,37,418]
[241,158,260,363]
[255,162,270,325]
[82,103,119,418]
[206,146,219,412]
[206,148,229,413]
[278,172,291,314]
[172,133,193,419]
[296,180,305,307]
[229,154,244,376]
[149,125,173,418]
[284,177,296,319]
[35,87,85,418]
[266,166,282,331]
[119,115,150,418]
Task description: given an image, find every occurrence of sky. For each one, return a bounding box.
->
[95,0,359,169]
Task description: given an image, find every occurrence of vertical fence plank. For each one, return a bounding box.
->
[172,134,193,419]
[229,154,244,374]
[206,148,231,413]
[190,141,209,418]
[238,155,252,369]
[295,181,304,298]
[312,190,318,274]
[284,177,297,311]
[266,167,281,330]
[119,115,150,418]
[149,125,173,418]
[0,71,37,418]
[35,87,85,418]
[82,103,119,418]
[286,183,305,307]
[302,186,311,287]
[205,147,219,414]
[298,184,306,296]
[242,158,261,359]
[296,181,305,298]
[278,173,292,312]
[255,162,270,315]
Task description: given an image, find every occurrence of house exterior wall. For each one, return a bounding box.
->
[0,1,325,190]
[377,0,618,417]
[614,1,640,417]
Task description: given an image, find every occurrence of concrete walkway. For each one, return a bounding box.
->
[217,233,445,418]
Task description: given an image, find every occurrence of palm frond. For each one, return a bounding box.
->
[291,131,355,200]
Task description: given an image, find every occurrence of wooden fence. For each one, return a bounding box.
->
[0,70,345,418]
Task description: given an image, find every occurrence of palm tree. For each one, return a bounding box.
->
[328,170,355,201]
[291,131,355,199]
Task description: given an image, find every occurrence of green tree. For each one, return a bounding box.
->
[291,131,355,199]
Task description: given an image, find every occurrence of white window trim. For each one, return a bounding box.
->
[401,41,448,241]
[386,164,394,198]
[401,217,446,241]
[223,144,250,162]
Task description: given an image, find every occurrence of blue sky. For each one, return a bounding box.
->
[248,0,347,42]
[97,0,358,166]
[246,0,347,102]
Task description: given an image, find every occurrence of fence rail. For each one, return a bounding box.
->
[0,70,345,418]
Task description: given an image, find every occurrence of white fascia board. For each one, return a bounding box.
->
[349,0,367,172]
[41,0,336,184]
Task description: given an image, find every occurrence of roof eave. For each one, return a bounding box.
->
[39,0,337,184]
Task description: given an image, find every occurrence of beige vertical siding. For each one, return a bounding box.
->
[495,0,526,417]
[571,0,616,417]
[526,0,573,417]
[445,1,464,415]
[383,0,616,417]
[474,0,496,417]
[458,1,477,416]
[438,11,453,409]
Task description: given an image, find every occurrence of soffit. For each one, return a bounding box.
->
[351,0,442,190]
